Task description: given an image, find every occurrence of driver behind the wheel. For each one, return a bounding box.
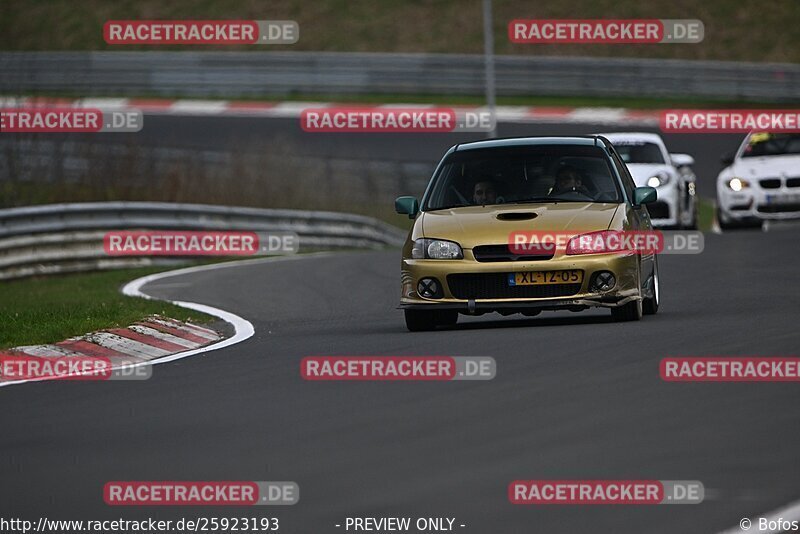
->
[549,165,591,197]
[472,179,498,205]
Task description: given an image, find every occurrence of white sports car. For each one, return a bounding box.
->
[599,132,698,229]
[716,132,800,229]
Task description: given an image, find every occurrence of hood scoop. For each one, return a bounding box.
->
[496,212,538,221]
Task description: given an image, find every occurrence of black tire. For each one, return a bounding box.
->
[404,309,458,332]
[611,299,643,322]
[683,204,698,230]
[716,207,736,230]
[643,258,660,315]
[717,208,762,230]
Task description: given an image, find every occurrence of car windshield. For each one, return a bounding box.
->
[612,142,665,164]
[423,144,622,210]
[741,133,800,158]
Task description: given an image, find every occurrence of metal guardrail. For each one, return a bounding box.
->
[0,138,435,206]
[0,202,407,280]
[1,51,800,101]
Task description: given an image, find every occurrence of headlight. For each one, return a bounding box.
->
[647,172,671,188]
[566,231,619,255]
[412,238,463,259]
[727,177,750,192]
[565,230,661,255]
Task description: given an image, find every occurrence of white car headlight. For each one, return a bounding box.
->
[726,177,750,192]
[647,172,671,188]
[412,239,463,259]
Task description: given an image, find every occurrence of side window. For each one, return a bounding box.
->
[609,149,636,203]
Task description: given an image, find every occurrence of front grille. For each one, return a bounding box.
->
[787,177,800,188]
[758,204,800,213]
[759,178,781,189]
[447,273,581,299]
[647,201,670,219]
[473,244,554,262]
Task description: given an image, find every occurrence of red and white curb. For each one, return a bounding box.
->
[0,316,222,384]
[0,96,660,126]
[0,258,293,386]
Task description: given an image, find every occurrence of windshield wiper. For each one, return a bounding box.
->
[509,197,584,204]
[427,203,471,211]
[428,197,588,210]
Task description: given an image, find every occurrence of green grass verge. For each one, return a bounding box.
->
[10,90,799,109]
[2,0,800,64]
[0,267,214,350]
[696,196,716,232]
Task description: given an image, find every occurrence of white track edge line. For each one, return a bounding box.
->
[0,254,332,387]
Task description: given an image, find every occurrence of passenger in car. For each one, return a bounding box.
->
[550,165,592,197]
[472,180,498,205]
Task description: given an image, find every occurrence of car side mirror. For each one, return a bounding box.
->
[633,186,657,207]
[395,196,419,219]
[721,152,735,167]
[670,153,695,168]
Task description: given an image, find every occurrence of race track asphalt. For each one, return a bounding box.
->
[2,224,799,533]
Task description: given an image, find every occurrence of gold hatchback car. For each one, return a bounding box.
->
[395,136,660,331]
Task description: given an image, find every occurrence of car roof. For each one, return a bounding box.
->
[454,136,608,152]
[597,132,665,144]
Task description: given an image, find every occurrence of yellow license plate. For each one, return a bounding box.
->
[509,270,583,286]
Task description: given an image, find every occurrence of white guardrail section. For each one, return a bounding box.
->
[0,202,406,280]
[2,52,800,101]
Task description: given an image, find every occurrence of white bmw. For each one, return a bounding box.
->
[599,132,697,229]
[717,132,800,229]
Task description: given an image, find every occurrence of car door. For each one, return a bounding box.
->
[608,146,656,294]
[609,147,652,232]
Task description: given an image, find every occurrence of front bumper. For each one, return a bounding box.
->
[647,185,679,227]
[718,185,800,222]
[400,251,642,313]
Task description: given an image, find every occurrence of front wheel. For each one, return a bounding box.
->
[682,203,698,230]
[716,206,736,230]
[643,258,660,315]
[404,309,458,331]
[611,299,643,322]
[716,206,761,230]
